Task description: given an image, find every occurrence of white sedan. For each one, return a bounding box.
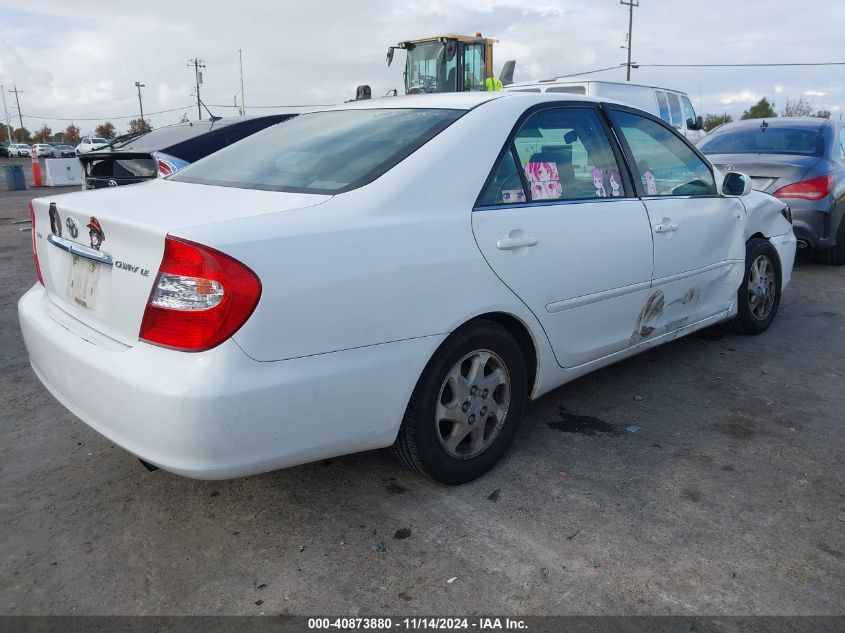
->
[19,92,796,484]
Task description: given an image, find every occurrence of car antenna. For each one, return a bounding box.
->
[198,97,222,122]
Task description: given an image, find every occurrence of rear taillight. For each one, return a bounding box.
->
[156,160,173,177]
[772,174,834,201]
[29,201,44,285]
[139,236,261,352]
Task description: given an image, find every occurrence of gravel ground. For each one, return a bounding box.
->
[0,178,843,616]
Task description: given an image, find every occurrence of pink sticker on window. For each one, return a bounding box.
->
[526,162,563,200]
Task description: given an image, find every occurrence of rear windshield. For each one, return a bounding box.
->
[699,126,824,156]
[171,108,464,194]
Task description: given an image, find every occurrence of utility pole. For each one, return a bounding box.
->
[238,49,245,116]
[0,84,12,145]
[187,58,206,120]
[620,0,639,81]
[135,81,146,124]
[8,84,24,135]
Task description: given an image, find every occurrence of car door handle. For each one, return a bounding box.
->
[496,236,538,250]
[654,220,679,233]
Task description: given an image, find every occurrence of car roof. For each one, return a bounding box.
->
[318,91,603,112]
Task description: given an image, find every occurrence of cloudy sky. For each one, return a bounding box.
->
[0,0,842,137]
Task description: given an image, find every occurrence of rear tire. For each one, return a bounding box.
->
[392,320,528,485]
[729,238,782,335]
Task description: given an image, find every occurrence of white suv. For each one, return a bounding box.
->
[75,137,110,155]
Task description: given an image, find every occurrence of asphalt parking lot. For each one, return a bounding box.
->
[0,168,843,616]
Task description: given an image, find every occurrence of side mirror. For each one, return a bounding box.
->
[723,171,752,196]
[386,47,395,66]
[686,116,704,131]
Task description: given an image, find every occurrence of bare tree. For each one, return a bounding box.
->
[781,96,814,118]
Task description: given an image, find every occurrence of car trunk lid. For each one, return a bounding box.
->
[707,153,819,193]
[32,179,330,347]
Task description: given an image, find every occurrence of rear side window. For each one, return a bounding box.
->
[666,93,683,129]
[546,86,587,94]
[654,91,670,123]
[172,109,463,194]
[611,110,716,197]
[479,107,625,205]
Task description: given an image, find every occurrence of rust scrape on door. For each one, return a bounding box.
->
[631,290,664,343]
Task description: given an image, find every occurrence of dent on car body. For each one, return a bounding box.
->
[741,190,793,239]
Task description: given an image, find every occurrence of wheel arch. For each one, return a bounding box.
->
[460,311,539,399]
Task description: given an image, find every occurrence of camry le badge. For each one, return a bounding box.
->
[66,217,79,238]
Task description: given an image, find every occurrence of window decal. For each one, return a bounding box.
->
[606,170,622,197]
[592,168,607,197]
[643,170,658,196]
[525,161,563,200]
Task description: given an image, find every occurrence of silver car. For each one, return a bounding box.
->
[699,117,845,264]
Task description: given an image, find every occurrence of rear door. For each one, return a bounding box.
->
[472,103,654,368]
[607,106,745,337]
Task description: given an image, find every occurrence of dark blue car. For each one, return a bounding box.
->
[699,117,845,264]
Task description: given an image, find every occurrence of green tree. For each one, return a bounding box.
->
[32,125,53,143]
[12,127,31,142]
[704,113,733,132]
[127,118,152,134]
[64,124,81,145]
[741,98,776,120]
[781,96,813,118]
[94,121,117,139]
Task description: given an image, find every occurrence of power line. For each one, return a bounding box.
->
[22,105,194,121]
[636,62,845,68]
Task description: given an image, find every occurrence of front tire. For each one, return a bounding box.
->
[392,320,528,485]
[730,238,782,335]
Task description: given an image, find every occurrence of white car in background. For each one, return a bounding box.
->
[20,92,796,484]
[32,143,58,158]
[9,143,30,157]
[75,137,109,155]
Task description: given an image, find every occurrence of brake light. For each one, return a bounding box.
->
[156,160,173,177]
[139,236,261,352]
[772,174,834,201]
[29,201,44,285]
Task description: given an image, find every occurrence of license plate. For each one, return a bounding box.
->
[68,255,101,310]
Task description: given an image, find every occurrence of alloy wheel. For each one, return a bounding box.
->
[435,349,511,459]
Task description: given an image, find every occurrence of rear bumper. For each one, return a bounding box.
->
[790,206,841,249]
[19,285,443,479]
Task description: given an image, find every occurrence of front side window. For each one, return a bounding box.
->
[681,96,697,127]
[480,107,625,205]
[611,110,716,197]
[172,108,463,194]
